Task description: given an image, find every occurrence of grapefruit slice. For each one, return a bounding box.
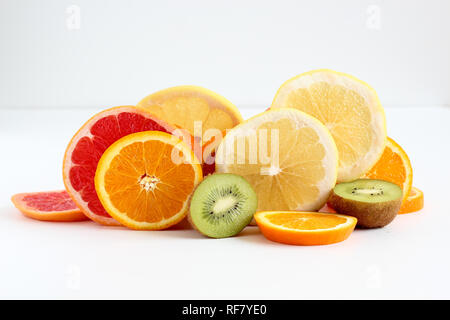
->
[215,108,339,214]
[137,85,243,141]
[95,131,203,230]
[63,106,190,226]
[271,69,387,182]
[11,190,88,222]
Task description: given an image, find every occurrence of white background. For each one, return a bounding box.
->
[1,0,450,300]
[0,0,449,108]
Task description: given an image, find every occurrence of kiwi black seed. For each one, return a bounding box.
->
[188,173,258,238]
[328,179,402,228]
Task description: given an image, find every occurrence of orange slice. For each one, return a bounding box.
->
[94,131,203,230]
[254,211,357,245]
[11,190,88,222]
[363,137,413,207]
[399,187,424,214]
[137,85,243,141]
[62,106,190,226]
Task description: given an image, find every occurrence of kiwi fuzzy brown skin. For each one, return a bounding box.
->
[328,190,401,228]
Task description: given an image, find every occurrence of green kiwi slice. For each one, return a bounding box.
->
[328,179,402,228]
[189,173,258,238]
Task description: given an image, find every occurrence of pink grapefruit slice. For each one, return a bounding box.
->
[63,106,189,226]
[11,190,88,222]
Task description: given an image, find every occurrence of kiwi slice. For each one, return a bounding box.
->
[328,179,402,228]
[189,173,258,238]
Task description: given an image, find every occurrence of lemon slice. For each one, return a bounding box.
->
[137,85,243,140]
[271,69,386,182]
[215,108,338,213]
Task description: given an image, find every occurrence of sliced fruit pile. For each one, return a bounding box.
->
[11,72,424,246]
[215,108,339,216]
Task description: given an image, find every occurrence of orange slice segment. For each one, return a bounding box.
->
[94,131,203,230]
[399,187,424,214]
[254,211,357,245]
[363,137,413,207]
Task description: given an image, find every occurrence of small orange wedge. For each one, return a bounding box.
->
[399,187,424,214]
[254,211,357,246]
[363,137,413,207]
[95,131,203,230]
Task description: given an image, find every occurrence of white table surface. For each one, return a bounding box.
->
[0,105,449,299]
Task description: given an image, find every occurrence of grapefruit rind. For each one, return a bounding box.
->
[62,106,187,226]
[11,191,89,222]
[254,211,357,246]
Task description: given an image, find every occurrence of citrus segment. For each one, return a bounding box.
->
[95,131,203,230]
[363,137,413,207]
[399,187,424,214]
[11,190,88,222]
[63,106,189,226]
[215,108,338,214]
[137,85,243,140]
[254,211,357,245]
[271,69,386,182]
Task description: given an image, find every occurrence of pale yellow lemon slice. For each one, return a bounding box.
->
[271,69,386,182]
[215,108,339,214]
[137,85,243,140]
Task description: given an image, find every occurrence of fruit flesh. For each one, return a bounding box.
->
[22,191,78,211]
[215,108,338,213]
[271,69,386,182]
[399,186,424,214]
[254,211,357,246]
[189,173,257,238]
[266,212,348,230]
[95,131,203,230]
[11,191,88,222]
[333,179,402,203]
[63,106,182,225]
[329,179,402,228]
[137,85,243,139]
[364,137,413,207]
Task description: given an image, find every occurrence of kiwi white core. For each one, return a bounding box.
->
[213,196,238,213]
